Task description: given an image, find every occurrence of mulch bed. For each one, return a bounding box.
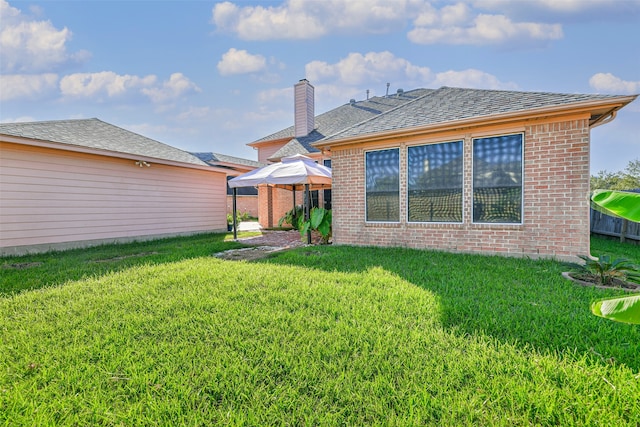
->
[216,230,325,261]
[562,272,640,292]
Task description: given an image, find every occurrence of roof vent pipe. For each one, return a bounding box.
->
[386,82,390,97]
[366,89,369,100]
[294,79,315,138]
[350,99,356,105]
[397,88,404,96]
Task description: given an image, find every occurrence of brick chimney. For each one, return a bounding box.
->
[294,79,314,138]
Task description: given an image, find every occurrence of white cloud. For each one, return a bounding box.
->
[141,73,201,103]
[302,51,516,110]
[59,71,200,104]
[0,115,37,123]
[212,0,568,47]
[0,73,58,101]
[409,9,563,45]
[59,71,157,99]
[0,0,89,73]
[217,48,267,76]
[176,106,213,121]
[589,73,640,94]
[212,0,421,40]
[432,69,518,90]
[212,1,325,40]
[306,51,432,86]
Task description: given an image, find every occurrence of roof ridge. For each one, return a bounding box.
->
[0,117,100,127]
[1,118,208,167]
[319,88,441,142]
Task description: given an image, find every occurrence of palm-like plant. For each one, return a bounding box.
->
[278,205,303,230]
[568,255,640,286]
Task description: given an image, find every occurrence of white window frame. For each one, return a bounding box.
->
[471,132,524,225]
[364,147,400,223]
[406,140,464,224]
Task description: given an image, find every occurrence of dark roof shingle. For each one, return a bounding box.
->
[192,152,264,168]
[322,86,631,142]
[0,118,207,166]
[253,89,433,154]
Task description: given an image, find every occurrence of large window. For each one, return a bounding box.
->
[473,133,523,223]
[366,148,399,222]
[408,141,463,222]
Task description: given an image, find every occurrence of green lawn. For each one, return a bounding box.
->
[1,234,639,425]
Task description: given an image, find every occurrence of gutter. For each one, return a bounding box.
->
[0,134,230,174]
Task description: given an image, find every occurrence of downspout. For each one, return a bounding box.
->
[232,187,238,240]
[305,184,311,244]
[590,109,618,129]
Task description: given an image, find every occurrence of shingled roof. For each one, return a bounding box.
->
[251,88,433,160]
[0,118,207,166]
[192,152,264,169]
[320,86,636,143]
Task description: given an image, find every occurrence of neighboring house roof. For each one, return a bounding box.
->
[191,152,263,195]
[192,152,264,169]
[250,88,433,160]
[318,86,637,144]
[0,118,208,167]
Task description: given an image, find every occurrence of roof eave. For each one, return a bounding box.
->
[247,136,291,148]
[1,134,229,174]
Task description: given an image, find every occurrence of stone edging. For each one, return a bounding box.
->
[561,271,640,292]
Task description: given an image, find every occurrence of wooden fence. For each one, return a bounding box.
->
[590,209,640,242]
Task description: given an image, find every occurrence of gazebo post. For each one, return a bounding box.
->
[305,183,311,244]
[232,187,238,240]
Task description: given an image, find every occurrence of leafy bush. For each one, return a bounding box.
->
[227,211,251,225]
[298,207,332,244]
[278,205,303,230]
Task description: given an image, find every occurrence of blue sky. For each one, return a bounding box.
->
[1,0,639,173]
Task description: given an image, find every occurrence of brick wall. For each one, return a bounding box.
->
[258,187,302,228]
[226,195,258,217]
[257,186,328,228]
[331,119,591,261]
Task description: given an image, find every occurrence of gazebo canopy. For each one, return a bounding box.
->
[227,154,331,243]
[228,154,331,190]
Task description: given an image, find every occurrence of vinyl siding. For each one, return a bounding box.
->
[0,141,226,254]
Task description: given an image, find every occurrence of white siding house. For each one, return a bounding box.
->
[0,119,228,255]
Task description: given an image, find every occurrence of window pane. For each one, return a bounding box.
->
[366,148,399,222]
[408,141,463,222]
[473,134,523,223]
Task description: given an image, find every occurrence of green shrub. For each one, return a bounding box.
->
[299,207,332,244]
[567,255,640,286]
[278,205,303,230]
[227,211,251,225]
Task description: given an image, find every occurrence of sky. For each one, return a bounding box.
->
[1,0,639,174]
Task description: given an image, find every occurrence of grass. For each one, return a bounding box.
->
[0,234,639,425]
[590,234,640,262]
[0,232,258,295]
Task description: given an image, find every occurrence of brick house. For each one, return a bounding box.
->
[192,152,264,218]
[0,119,230,255]
[313,86,637,260]
[248,79,431,228]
